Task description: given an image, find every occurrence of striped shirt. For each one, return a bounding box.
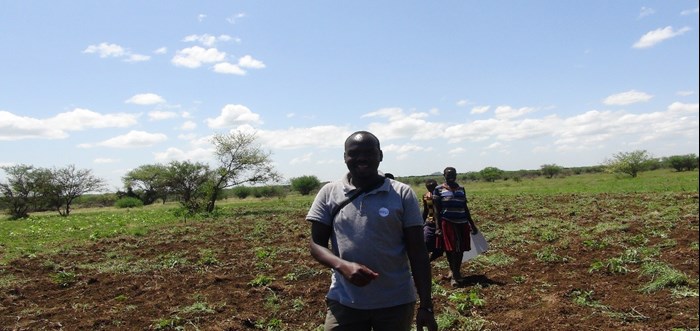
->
[433,184,472,224]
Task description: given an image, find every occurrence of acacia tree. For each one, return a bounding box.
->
[290,175,321,195]
[0,164,51,218]
[540,164,563,179]
[46,165,107,216]
[164,160,213,214]
[479,167,504,182]
[122,163,170,204]
[207,131,281,212]
[604,150,653,178]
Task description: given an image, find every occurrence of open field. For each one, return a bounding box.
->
[1,170,698,330]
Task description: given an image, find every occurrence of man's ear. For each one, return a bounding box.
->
[379,150,383,162]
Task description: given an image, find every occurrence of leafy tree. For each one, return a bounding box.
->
[164,160,213,214]
[206,131,281,212]
[122,163,170,204]
[0,164,50,218]
[46,165,107,216]
[540,164,563,179]
[667,154,699,172]
[479,167,504,182]
[604,150,653,178]
[290,175,321,195]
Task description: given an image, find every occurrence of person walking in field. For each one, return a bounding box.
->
[306,131,438,331]
[433,166,478,287]
[422,178,444,262]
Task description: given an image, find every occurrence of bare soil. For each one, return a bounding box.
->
[1,192,698,330]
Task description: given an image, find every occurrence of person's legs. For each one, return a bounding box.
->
[324,299,372,331]
[370,302,415,331]
[446,251,462,286]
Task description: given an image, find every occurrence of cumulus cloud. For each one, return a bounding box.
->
[603,90,653,105]
[83,42,150,62]
[206,104,262,128]
[183,34,233,47]
[94,158,118,164]
[633,26,691,49]
[5,111,128,141]
[638,7,655,19]
[171,46,226,68]
[255,125,349,149]
[83,43,125,58]
[0,111,68,140]
[148,111,178,121]
[681,7,699,16]
[81,130,167,148]
[290,152,313,165]
[213,62,246,75]
[227,12,246,24]
[181,120,197,130]
[154,146,212,162]
[125,93,166,105]
[238,55,266,69]
[493,106,536,119]
[471,106,490,114]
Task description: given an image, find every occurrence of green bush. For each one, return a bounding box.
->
[290,175,321,195]
[114,197,144,208]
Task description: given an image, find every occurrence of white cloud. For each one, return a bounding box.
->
[494,106,536,119]
[83,43,125,58]
[681,7,699,16]
[603,90,653,105]
[227,12,246,24]
[206,104,262,128]
[126,54,150,62]
[255,125,349,149]
[383,143,432,160]
[154,47,168,54]
[290,152,313,165]
[181,120,197,130]
[456,99,469,107]
[667,102,699,113]
[471,106,491,114]
[213,62,246,75]
[638,7,655,19]
[154,146,212,162]
[0,110,68,140]
[0,107,136,141]
[126,93,166,105]
[676,90,695,96]
[94,158,118,164]
[50,108,138,130]
[171,46,226,68]
[84,130,168,148]
[238,55,266,69]
[633,26,691,49]
[148,111,178,121]
[197,14,207,22]
[183,34,233,47]
[83,42,150,62]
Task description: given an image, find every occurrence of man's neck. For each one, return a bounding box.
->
[350,174,384,190]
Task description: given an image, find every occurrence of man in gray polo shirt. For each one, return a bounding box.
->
[307,131,437,331]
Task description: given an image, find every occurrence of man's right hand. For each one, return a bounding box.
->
[337,261,379,287]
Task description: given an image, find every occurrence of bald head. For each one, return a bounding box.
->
[344,131,381,150]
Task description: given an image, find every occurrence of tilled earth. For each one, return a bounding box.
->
[1,192,698,330]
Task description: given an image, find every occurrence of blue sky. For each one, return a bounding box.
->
[1,1,698,190]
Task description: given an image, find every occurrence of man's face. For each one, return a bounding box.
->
[444,169,457,184]
[344,134,382,180]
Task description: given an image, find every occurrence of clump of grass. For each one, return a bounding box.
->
[249,274,274,287]
[639,262,689,293]
[53,270,78,287]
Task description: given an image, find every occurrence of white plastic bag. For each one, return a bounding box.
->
[462,231,489,262]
